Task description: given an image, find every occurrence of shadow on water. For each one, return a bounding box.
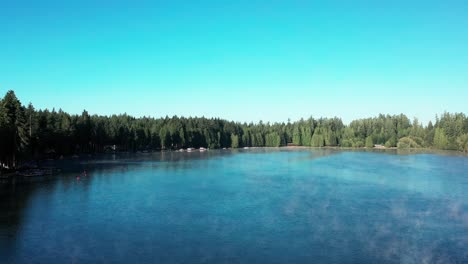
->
[0,183,35,255]
[0,151,231,239]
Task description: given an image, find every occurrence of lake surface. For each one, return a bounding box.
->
[1,149,467,263]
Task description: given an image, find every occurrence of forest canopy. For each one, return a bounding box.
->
[1,90,467,168]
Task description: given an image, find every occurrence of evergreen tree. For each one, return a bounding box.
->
[230,134,239,148]
[292,125,301,145]
[365,136,374,148]
[456,134,468,152]
[311,130,324,147]
[0,91,28,168]
[0,89,466,168]
[159,127,170,149]
[433,128,449,149]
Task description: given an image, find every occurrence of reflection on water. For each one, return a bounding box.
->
[0,149,467,263]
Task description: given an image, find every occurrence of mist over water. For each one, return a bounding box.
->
[1,149,467,263]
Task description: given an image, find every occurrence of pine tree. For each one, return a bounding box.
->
[1,91,28,168]
[292,125,301,145]
[365,136,374,148]
[433,128,448,149]
[311,130,324,147]
[159,127,170,149]
[456,134,468,152]
[231,134,239,148]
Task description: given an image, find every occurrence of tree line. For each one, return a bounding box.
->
[1,90,467,169]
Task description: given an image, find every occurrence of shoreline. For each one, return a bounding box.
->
[1,147,465,182]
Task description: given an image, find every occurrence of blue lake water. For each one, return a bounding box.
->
[1,149,467,263]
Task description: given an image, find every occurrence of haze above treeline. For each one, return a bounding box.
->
[1,90,467,169]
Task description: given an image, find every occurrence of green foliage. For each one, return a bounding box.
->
[433,128,449,150]
[0,90,466,168]
[292,125,301,145]
[340,139,353,148]
[159,127,170,150]
[265,132,281,147]
[311,133,324,147]
[435,112,466,149]
[397,137,422,149]
[365,136,374,148]
[0,90,28,168]
[241,132,250,148]
[230,134,239,148]
[352,140,364,148]
[384,136,397,148]
[341,127,355,147]
[456,134,468,152]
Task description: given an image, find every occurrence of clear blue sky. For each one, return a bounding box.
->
[1,0,467,124]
